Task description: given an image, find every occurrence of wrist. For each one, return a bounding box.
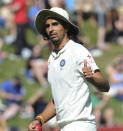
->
[35,115,44,126]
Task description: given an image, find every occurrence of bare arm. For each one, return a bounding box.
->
[28,99,56,130]
[9,3,22,13]
[90,71,110,92]
[0,91,24,101]
[82,60,110,92]
[39,99,56,123]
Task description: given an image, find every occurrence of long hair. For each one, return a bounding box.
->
[42,17,84,45]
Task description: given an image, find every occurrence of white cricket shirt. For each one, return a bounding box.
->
[48,40,99,126]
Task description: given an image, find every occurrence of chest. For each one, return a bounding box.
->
[48,52,75,83]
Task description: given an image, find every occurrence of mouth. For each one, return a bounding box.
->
[49,33,56,39]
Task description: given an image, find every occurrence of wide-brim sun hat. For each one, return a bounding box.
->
[35,7,79,37]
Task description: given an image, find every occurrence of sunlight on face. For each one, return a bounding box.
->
[45,19,67,45]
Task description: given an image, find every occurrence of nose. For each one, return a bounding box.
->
[48,25,54,33]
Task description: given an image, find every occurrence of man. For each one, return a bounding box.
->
[28,7,110,131]
[10,0,32,55]
[0,76,25,120]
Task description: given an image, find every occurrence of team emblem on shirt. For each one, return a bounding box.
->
[87,54,94,63]
[60,59,65,67]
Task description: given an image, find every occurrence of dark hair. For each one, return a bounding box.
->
[13,76,22,89]
[42,17,84,45]
[42,17,69,39]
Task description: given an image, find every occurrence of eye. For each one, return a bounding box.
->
[52,22,59,26]
[45,24,50,28]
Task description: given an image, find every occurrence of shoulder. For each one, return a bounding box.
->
[70,40,87,49]
[48,52,54,63]
[2,81,10,86]
[1,81,11,89]
[70,40,90,57]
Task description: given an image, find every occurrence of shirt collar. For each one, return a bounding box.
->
[51,40,72,58]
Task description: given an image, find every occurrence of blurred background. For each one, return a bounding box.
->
[0,0,123,131]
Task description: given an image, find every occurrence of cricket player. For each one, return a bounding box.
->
[28,7,110,131]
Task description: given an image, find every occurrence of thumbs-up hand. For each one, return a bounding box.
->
[82,60,93,79]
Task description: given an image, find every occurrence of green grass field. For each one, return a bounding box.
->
[0,20,123,130]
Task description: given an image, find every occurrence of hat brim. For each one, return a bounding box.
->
[35,9,79,37]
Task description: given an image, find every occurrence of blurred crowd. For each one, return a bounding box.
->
[0,0,123,130]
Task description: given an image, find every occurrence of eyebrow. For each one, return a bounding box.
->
[45,21,59,27]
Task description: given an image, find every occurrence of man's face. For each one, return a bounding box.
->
[45,19,67,47]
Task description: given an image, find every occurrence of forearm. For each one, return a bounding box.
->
[90,72,110,92]
[96,100,107,110]
[16,95,24,101]
[37,99,56,123]
[82,60,110,92]
[1,92,14,100]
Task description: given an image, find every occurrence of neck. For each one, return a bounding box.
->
[55,36,69,51]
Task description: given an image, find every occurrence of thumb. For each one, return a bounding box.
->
[84,60,87,67]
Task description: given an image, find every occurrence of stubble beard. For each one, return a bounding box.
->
[51,33,66,49]
[48,34,61,48]
[51,39,61,49]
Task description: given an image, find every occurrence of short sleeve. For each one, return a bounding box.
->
[74,45,99,75]
[1,82,8,92]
